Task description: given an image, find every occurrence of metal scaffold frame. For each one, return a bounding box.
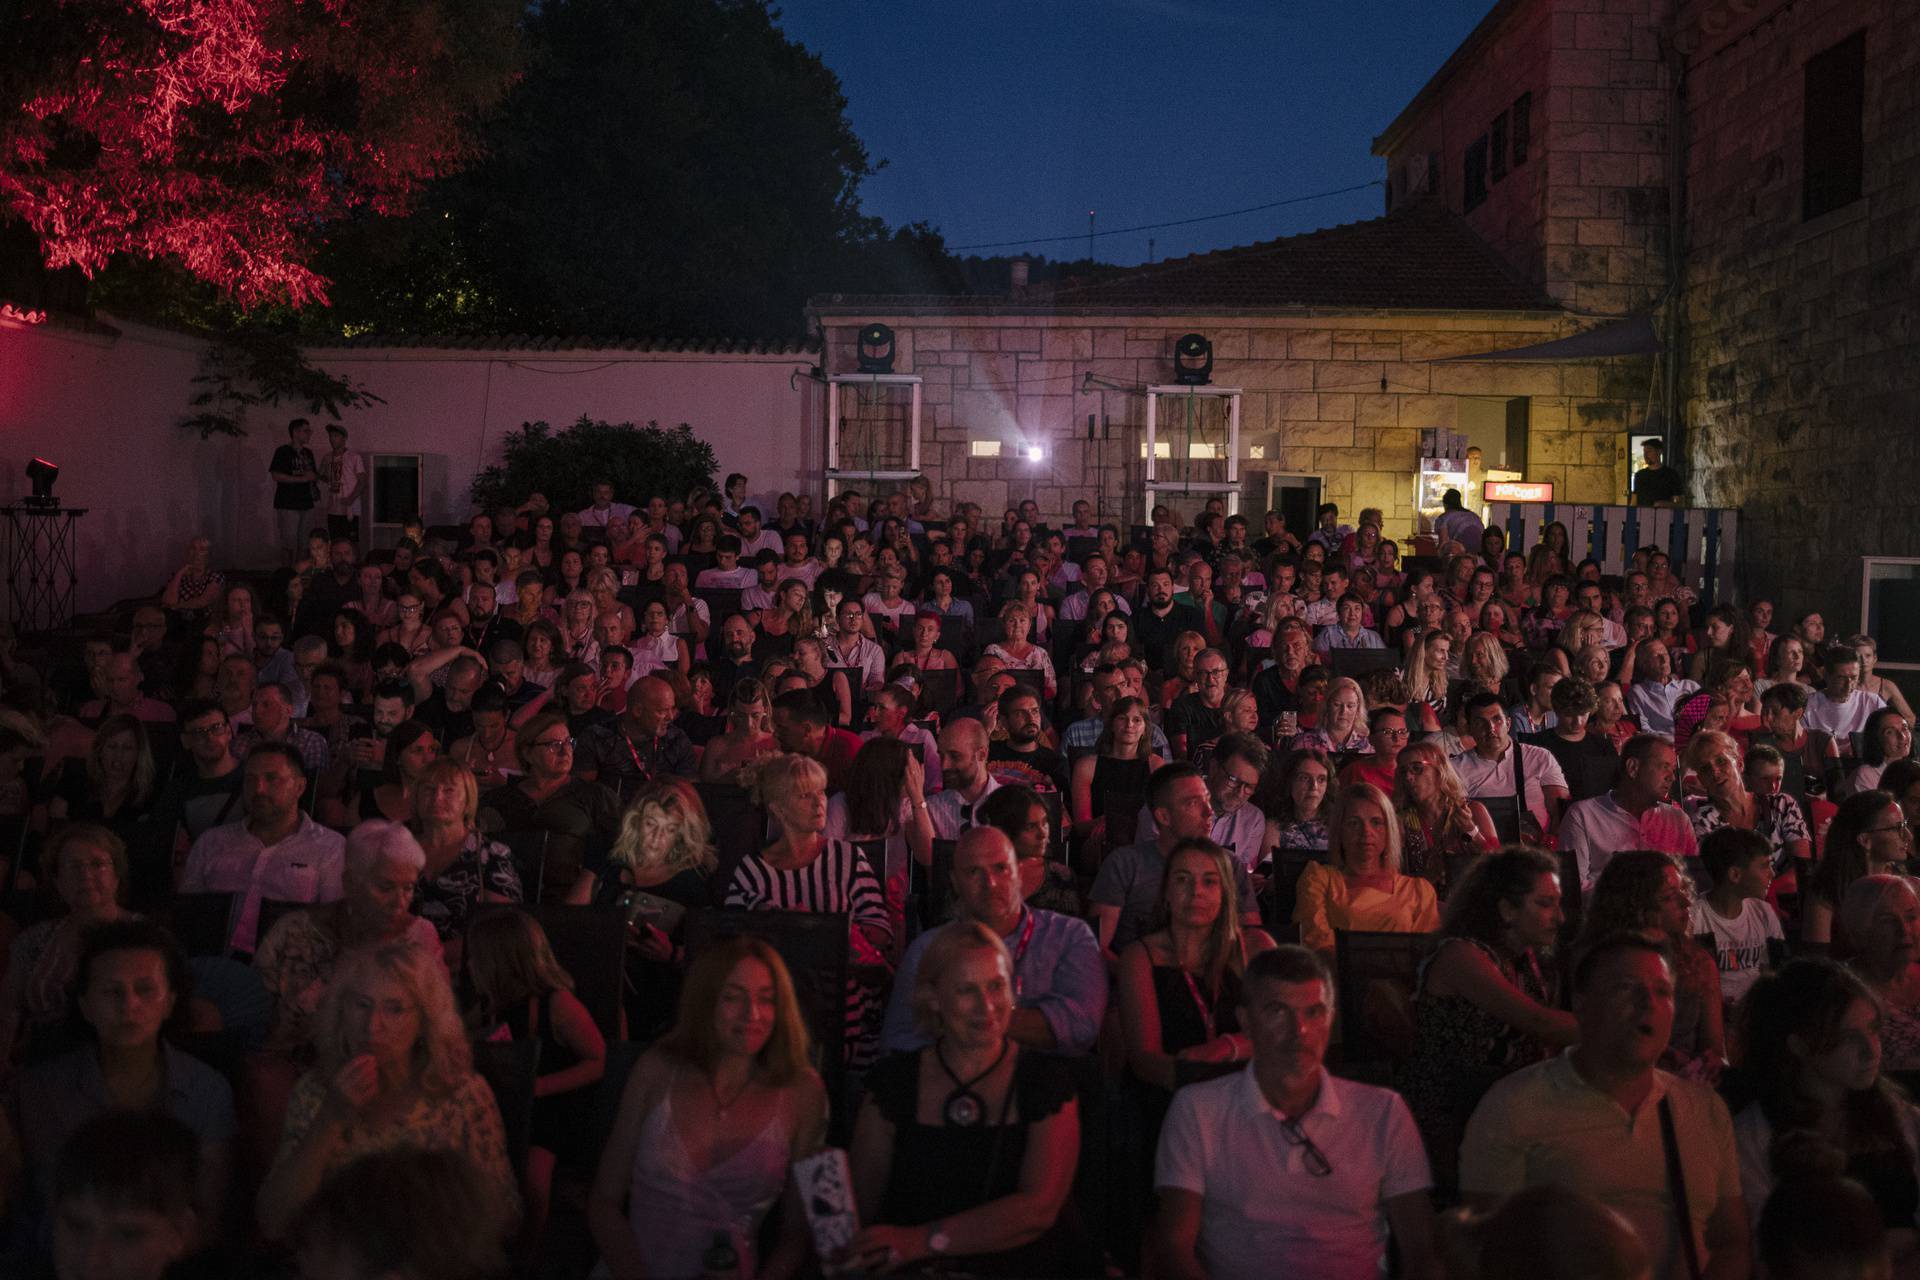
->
[1144,384,1242,516]
[825,373,922,501]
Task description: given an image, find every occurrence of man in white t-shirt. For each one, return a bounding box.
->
[1153,945,1438,1280]
[1690,827,1785,1008]
[1452,693,1570,844]
[1803,645,1886,751]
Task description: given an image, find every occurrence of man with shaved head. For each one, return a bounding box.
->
[584,674,695,790]
[879,825,1104,1054]
[926,717,999,839]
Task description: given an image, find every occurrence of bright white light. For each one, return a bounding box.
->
[1025,445,1045,462]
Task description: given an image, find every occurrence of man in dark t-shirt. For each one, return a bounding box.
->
[268,417,319,563]
[1631,438,1685,507]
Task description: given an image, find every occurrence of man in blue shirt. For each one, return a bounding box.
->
[879,826,1105,1054]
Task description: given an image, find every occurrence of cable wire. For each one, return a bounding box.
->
[946,180,1385,252]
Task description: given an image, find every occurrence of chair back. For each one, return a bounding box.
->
[918,838,957,931]
[684,908,849,1097]
[1328,647,1400,680]
[1264,847,1327,931]
[471,1037,542,1179]
[531,903,628,1042]
[1333,929,1433,1079]
[695,588,745,629]
[694,782,767,894]
[165,891,238,959]
[496,830,549,905]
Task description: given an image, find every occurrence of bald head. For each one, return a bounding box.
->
[938,718,989,794]
[628,675,677,733]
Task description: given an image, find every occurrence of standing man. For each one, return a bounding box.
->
[1461,934,1748,1280]
[878,826,1105,1055]
[1631,438,1686,507]
[180,743,345,954]
[268,418,319,565]
[1558,734,1698,889]
[320,422,364,548]
[1433,488,1484,554]
[1153,945,1439,1280]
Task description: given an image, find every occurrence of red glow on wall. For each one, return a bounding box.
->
[0,303,48,325]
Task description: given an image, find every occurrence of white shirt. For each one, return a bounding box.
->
[323,448,364,516]
[826,634,887,691]
[693,566,758,590]
[576,502,636,528]
[1058,588,1130,622]
[1559,792,1699,888]
[1156,1066,1431,1280]
[1450,743,1568,835]
[925,776,1003,840]
[736,530,784,559]
[1690,897,1784,1006]
[180,815,346,953]
[1804,688,1886,740]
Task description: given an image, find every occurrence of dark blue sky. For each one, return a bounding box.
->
[776,1,1492,267]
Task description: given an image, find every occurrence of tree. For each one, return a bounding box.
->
[470,417,718,513]
[0,0,524,308]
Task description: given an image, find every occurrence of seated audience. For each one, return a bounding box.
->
[1682,730,1812,896]
[845,922,1092,1276]
[1735,958,1920,1266]
[1579,850,1726,1077]
[589,937,825,1279]
[1152,944,1439,1280]
[480,711,620,899]
[408,758,522,950]
[0,825,140,1068]
[1392,740,1498,899]
[1461,933,1749,1280]
[1689,827,1785,1011]
[1840,875,1920,1074]
[46,1111,211,1280]
[1400,847,1579,1193]
[1091,762,1256,958]
[881,825,1104,1055]
[1558,734,1697,891]
[1293,781,1440,958]
[1255,745,1335,858]
[1804,790,1912,947]
[7,921,233,1259]
[255,942,517,1238]
[1524,674,1623,803]
[1068,694,1162,851]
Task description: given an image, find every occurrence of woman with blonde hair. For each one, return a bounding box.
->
[728,754,891,1068]
[257,942,518,1238]
[984,601,1056,701]
[568,777,716,1040]
[590,937,826,1280]
[1294,781,1440,957]
[1393,740,1498,898]
[463,909,607,1243]
[844,923,1089,1277]
[1403,628,1453,733]
[698,675,779,783]
[1461,629,1514,701]
[410,758,523,947]
[1288,675,1371,755]
[1118,838,1277,1092]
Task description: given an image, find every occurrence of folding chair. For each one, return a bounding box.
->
[918,838,957,930]
[695,588,745,630]
[533,902,628,1042]
[1333,929,1433,1081]
[936,616,974,666]
[1005,668,1047,702]
[1264,847,1327,932]
[827,666,870,729]
[471,1038,542,1181]
[695,782,767,894]
[1328,647,1401,681]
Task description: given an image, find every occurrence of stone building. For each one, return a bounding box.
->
[814,0,1918,624]
[810,206,1648,538]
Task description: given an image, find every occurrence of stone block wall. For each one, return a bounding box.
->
[816,313,1644,536]
[1678,0,1920,621]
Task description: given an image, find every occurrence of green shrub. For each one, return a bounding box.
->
[469,416,717,511]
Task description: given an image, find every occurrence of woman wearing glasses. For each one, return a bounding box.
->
[1804,790,1914,949]
[479,711,620,903]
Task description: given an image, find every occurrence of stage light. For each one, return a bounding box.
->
[1025,445,1046,463]
[25,457,59,507]
[856,323,897,374]
[1173,333,1213,385]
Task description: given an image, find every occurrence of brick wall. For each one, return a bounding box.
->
[1678,0,1920,621]
[814,312,1644,535]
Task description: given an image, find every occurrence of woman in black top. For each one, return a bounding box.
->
[844,922,1090,1277]
[47,715,168,911]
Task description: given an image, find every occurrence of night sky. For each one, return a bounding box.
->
[776,1,1493,268]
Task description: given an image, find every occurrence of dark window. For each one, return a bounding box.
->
[1512,93,1531,166]
[1491,111,1510,182]
[1803,30,1865,221]
[1463,134,1489,212]
[1426,152,1440,194]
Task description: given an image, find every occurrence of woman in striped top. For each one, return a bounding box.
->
[726,753,893,1069]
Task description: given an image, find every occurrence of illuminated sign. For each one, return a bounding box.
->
[1485,480,1554,503]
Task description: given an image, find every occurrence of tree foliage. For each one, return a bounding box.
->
[0,0,524,308]
[470,417,718,513]
[178,330,385,439]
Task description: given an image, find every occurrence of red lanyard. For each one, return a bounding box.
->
[623,728,651,777]
[1009,910,1036,968]
[1182,969,1218,1043]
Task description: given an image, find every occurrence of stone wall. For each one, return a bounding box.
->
[815,312,1645,536]
[1376,0,1672,313]
[1678,0,1920,621]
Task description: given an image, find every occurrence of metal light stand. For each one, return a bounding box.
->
[1,505,86,633]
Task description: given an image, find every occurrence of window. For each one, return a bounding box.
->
[1463,134,1490,212]
[968,440,1002,458]
[1512,93,1531,166]
[1491,111,1510,182]
[1803,30,1865,221]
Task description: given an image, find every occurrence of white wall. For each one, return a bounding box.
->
[0,313,823,616]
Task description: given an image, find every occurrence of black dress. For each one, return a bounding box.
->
[501,991,595,1166]
[582,855,712,1042]
[1091,755,1151,845]
[865,1050,1096,1277]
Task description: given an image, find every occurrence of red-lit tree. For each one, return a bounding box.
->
[0,0,523,308]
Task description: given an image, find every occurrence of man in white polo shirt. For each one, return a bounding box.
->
[1558,734,1698,889]
[1153,945,1439,1280]
[1451,692,1569,845]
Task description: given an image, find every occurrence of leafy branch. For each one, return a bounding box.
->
[178,330,386,439]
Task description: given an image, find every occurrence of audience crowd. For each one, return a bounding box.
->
[0,454,1909,1280]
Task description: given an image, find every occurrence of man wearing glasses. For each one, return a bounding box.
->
[1167,648,1231,761]
[1153,945,1439,1280]
[1137,735,1271,876]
